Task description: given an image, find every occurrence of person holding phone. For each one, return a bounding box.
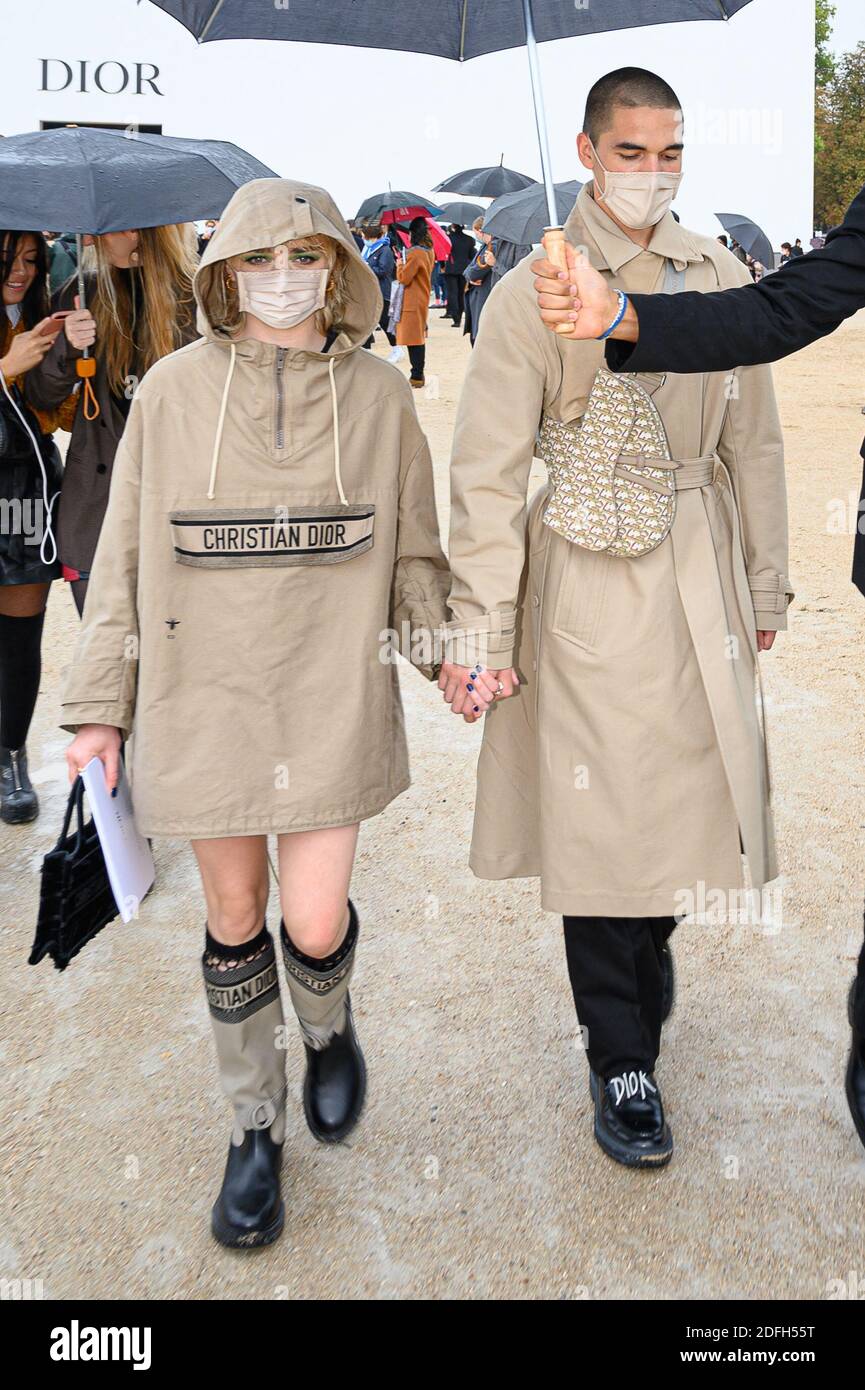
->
[25,224,198,617]
[0,230,77,822]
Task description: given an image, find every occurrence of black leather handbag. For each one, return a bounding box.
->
[28,774,119,971]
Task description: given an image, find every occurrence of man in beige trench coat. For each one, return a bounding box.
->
[439,68,793,1169]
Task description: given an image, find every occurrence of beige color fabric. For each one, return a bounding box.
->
[445,184,793,915]
[202,929,287,1146]
[58,179,450,837]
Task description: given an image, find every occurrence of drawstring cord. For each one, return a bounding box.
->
[328,355,347,505]
[206,344,346,506]
[207,341,236,500]
[0,366,61,565]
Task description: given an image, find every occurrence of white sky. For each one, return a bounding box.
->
[2,0,860,246]
[828,0,863,55]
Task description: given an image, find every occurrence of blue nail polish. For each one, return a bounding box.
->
[473,706,480,713]
[467,682,474,691]
[111,787,117,798]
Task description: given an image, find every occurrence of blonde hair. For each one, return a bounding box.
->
[198,234,352,339]
[83,224,197,394]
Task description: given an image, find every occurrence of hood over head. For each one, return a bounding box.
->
[195,178,382,352]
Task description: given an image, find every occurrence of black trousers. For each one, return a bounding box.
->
[443,273,465,325]
[563,915,677,1078]
[408,344,425,379]
[363,300,396,349]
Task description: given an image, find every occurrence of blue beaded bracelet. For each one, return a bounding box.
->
[596,290,628,341]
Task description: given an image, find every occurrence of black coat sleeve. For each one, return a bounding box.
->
[606,182,865,374]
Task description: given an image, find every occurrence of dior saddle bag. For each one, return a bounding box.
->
[538,365,678,559]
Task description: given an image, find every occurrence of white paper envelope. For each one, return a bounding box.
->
[80,755,155,924]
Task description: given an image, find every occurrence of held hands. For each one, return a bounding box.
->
[63,295,97,353]
[437,662,520,724]
[66,724,122,791]
[531,238,624,342]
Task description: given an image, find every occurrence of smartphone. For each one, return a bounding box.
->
[37,313,69,337]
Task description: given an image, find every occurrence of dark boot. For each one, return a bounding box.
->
[281,900,367,1143]
[211,1128,285,1249]
[202,922,288,1249]
[590,1066,673,1169]
[845,978,865,1151]
[0,745,38,824]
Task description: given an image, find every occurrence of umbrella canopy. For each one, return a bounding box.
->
[715,212,774,271]
[393,219,453,261]
[483,180,583,247]
[148,0,756,247]
[148,1,756,56]
[355,191,444,225]
[433,164,537,198]
[437,201,486,226]
[0,125,277,234]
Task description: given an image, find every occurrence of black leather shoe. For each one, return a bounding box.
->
[845,979,865,1151]
[590,1067,673,1168]
[661,942,675,1022]
[0,745,38,824]
[303,993,367,1143]
[211,1127,284,1249]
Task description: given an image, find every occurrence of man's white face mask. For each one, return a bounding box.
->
[589,139,683,230]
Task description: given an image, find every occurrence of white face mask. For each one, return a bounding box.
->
[590,141,683,229]
[234,265,329,329]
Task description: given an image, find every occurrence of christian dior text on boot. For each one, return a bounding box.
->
[280,899,367,1143]
[202,922,288,1249]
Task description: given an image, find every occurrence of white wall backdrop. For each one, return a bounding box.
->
[0,0,823,247]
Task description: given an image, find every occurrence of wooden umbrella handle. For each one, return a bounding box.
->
[541,226,576,337]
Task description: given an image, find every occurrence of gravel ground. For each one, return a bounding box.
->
[2,307,864,1301]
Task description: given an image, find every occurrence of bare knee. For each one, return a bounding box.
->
[283,905,348,959]
[207,888,269,946]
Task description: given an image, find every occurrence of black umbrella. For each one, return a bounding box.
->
[148,1,756,267]
[483,181,583,247]
[437,201,486,226]
[715,213,774,272]
[433,162,537,199]
[0,124,275,404]
[354,191,444,225]
[0,125,277,234]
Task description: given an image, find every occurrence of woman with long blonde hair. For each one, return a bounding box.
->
[27,223,198,615]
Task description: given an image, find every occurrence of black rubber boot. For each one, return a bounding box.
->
[0,745,38,824]
[202,922,288,1249]
[302,993,367,1143]
[211,1127,285,1250]
[281,901,367,1144]
[590,1067,673,1169]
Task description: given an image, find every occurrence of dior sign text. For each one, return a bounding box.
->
[40,60,163,96]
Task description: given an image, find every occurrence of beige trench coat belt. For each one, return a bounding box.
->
[616,447,775,877]
[615,452,717,492]
[659,449,776,859]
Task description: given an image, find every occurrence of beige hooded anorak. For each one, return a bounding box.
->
[60,178,450,838]
[446,184,793,917]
